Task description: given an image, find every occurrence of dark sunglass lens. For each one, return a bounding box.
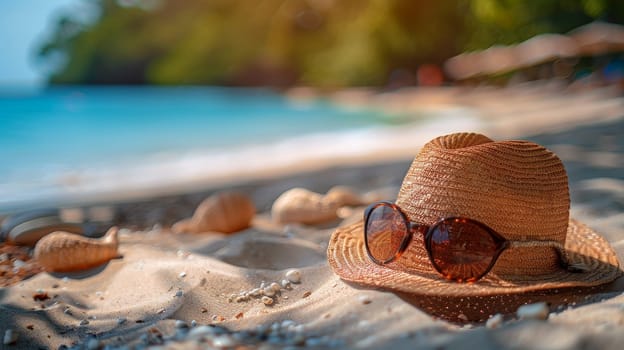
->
[428,219,499,282]
[365,204,408,263]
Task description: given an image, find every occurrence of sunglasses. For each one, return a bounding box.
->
[364,201,570,282]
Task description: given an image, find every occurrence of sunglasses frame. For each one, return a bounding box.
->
[363,201,568,282]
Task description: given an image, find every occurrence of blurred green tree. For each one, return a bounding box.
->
[38,0,624,86]
[467,0,624,49]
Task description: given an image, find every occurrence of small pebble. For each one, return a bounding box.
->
[212,334,238,348]
[262,296,274,306]
[191,320,197,327]
[305,337,324,347]
[3,329,18,345]
[175,290,183,297]
[179,272,187,278]
[267,334,282,345]
[280,279,292,289]
[359,320,371,328]
[175,320,188,329]
[79,319,90,326]
[302,291,311,298]
[517,302,549,320]
[188,326,218,340]
[285,269,301,283]
[486,313,504,329]
[86,337,100,350]
[358,294,372,305]
[281,320,296,329]
[256,323,270,335]
[263,287,276,297]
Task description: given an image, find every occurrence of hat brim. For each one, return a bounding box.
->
[327,218,622,297]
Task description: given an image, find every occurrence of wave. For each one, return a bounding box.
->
[0,110,482,210]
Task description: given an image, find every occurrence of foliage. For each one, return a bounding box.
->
[38,0,624,86]
[466,0,624,49]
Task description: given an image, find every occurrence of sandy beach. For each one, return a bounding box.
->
[1,83,624,349]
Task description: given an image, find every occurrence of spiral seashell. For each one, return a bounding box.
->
[271,188,341,225]
[324,186,365,207]
[172,192,256,234]
[34,227,120,272]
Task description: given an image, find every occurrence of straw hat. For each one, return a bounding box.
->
[327,132,622,297]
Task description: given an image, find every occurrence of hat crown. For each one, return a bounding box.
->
[327,132,621,297]
[396,132,570,243]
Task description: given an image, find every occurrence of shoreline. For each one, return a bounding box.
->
[1,83,622,214]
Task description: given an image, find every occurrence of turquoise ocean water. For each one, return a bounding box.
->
[0,87,391,207]
[0,86,479,209]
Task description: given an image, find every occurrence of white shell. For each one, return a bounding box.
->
[324,186,364,207]
[271,188,340,225]
[172,192,255,234]
[272,186,367,225]
[34,227,119,272]
[285,269,302,283]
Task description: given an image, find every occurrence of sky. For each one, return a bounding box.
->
[0,0,83,87]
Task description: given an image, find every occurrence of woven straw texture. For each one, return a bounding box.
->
[327,132,622,296]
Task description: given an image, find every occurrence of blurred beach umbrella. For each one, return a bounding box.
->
[477,46,519,76]
[445,34,580,80]
[444,51,483,80]
[444,46,518,80]
[515,34,578,67]
[568,21,624,56]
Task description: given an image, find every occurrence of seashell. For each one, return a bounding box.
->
[323,186,364,207]
[34,227,120,272]
[1,208,83,247]
[172,192,255,234]
[271,188,340,225]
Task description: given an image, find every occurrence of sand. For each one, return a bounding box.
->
[1,82,624,349]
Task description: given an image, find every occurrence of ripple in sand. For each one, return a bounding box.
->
[214,238,324,269]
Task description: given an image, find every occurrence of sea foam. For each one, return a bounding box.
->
[0,110,483,210]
